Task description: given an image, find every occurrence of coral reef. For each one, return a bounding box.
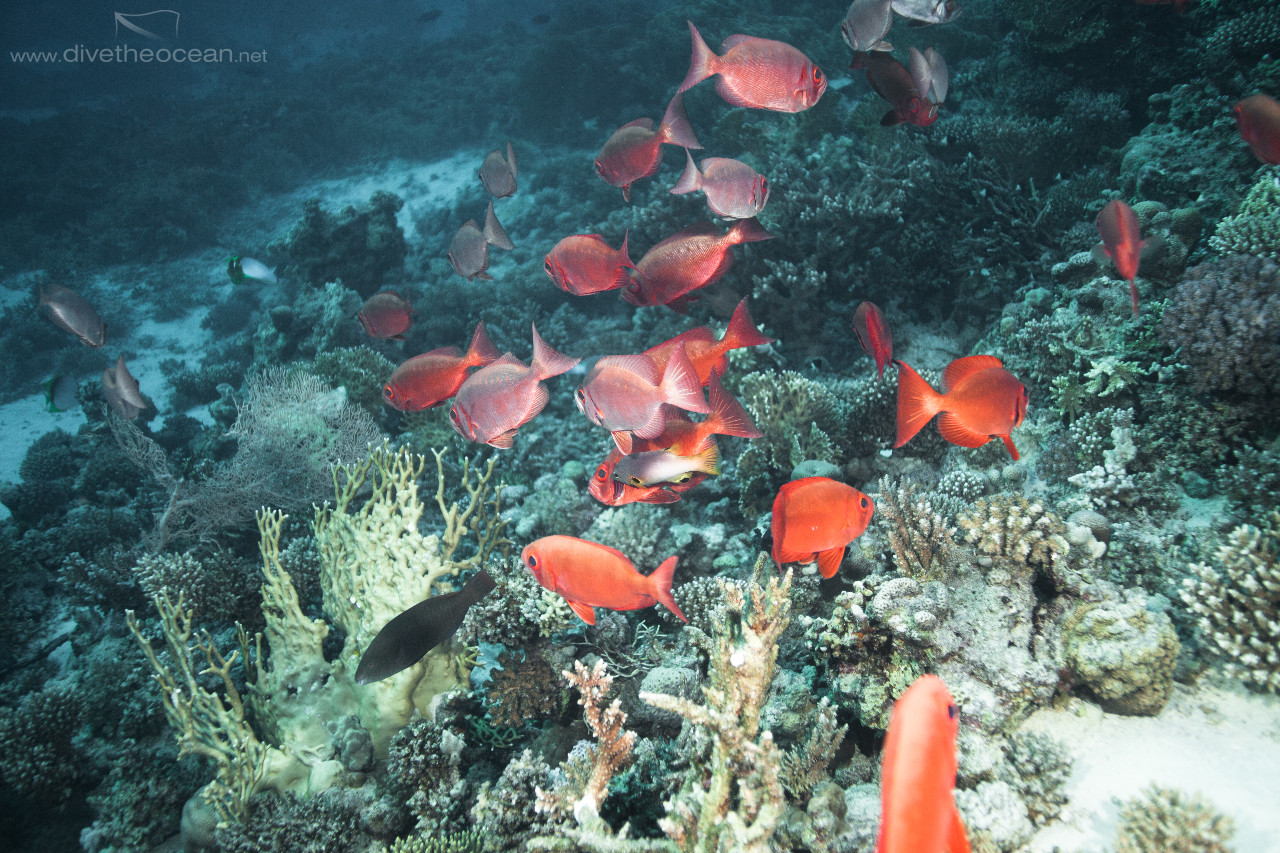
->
[874,475,958,581]
[1209,172,1280,261]
[1061,589,1180,715]
[1113,785,1235,853]
[272,192,408,295]
[957,495,1069,582]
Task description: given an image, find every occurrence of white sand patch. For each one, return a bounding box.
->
[1023,684,1280,851]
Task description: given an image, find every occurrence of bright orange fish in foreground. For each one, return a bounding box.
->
[544,232,638,296]
[521,535,687,625]
[644,297,774,385]
[679,21,826,113]
[594,93,702,202]
[624,218,773,312]
[771,477,874,578]
[1095,199,1144,317]
[877,674,970,853]
[1232,93,1280,165]
[852,301,893,379]
[894,355,1028,460]
[383,322,499,412]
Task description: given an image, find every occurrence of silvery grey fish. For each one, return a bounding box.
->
[670,151,770,220]
[841,0,894,53]
[891,0,961,24]
[908,46,948,105]
[447,200,514,281]
[102,354,148,419]
[39,282,106,347]
[478,141,517,199]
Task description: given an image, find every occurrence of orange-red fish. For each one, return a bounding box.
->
[383,322,499,412]
[679,21,826,113]
[101,354,148,420]
[589,446,708,506]
[771,477,874,579]
[479,141,517,198]
[853,51,939,127]
[852,301,893,379]
[877,675,970,853]
[643,298,774,385]
[576,346,709,452]
[1232,93,1280,165]
[670,151,770,220]
[358,290,416,340]
[449,324,579,448]
[521,535,687,625]
[623,219,774,312]
[448,201,515,281]
[544,232,638,296]
[1095,199,1144,317]
[39,283,105,347]
[894,355,1028,460]
[594,93,702,202]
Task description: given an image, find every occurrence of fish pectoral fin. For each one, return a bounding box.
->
[816,546,846,579]
[936,413,991,449]
[612,431,634,454]
[999,434,1020,461]
[566,600,597,625]
[772,545,814,566]
[948,803,972,853]
[488,430,518,449]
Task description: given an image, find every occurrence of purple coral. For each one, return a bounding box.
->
[1159,254,1280,396]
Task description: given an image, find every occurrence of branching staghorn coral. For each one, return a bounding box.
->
[1180,511,1280,693]
[874,476,957,581]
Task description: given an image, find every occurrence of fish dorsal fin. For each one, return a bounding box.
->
[620,117,655,132]
[490,352,528,370]
[567,600,597,625]
[817,545,845,579]
[942,354,1003,392]
[483,201,515,251]
[937,412,991,449]
[600,353,661,386]
[720,33,752,51]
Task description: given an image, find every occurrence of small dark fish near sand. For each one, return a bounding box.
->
[39,283,105,347]
[448,200,514,281]
[479,141,518,199]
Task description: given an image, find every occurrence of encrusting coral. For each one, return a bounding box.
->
[957,494,1069,581]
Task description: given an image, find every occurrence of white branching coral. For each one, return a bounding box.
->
[1180,512,1280,693]
[1067,410,1138,508]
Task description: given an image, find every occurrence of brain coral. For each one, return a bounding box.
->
[1062,590,1180,715]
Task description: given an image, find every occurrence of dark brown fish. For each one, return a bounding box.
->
[39,283,105,347]
[479,141,518,199]
[358,290,416,340]
[102,355,147,419]
[448,201,515,281]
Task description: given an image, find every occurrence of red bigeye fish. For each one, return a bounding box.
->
[383,322,499,412]
[521,535,687,625]
[594,92,702,202]
[841,0,894,54]
[771,477,874,579]
[544,232,638,296]
[448,200,515,281]
[1232,93,1280,165]
[39,283,105,347]
[576,345,709,453]
[624,218,774,312]
[894,355,1028,460]
[852,301,893,379]
[877,675,970,853]
[670,151,770,220]
[101,355,148,420]
[358,290,416,340]
[853,51,939,127]
[479,141,517,199]
[1095,199,1144,317]
[644,297,774,385]
[679,21,827,113]
[449,324,579,448]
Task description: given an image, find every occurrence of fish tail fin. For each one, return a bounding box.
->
[648,556,687,622]
[506,141,517,180]
[690,441,720,476]
[619,229,638,272]
[529,323,580,379]
[705,370,762,439]
[721,298,774,351]
[678,21,715,96]
[660,345,711,414]
[726,217,775,245]
[464,321,500,367]
[660,91,702,150]
[893,359,942,449]
[670,149,702,195]
[483,201,515,251]
[1128,279,1140,318]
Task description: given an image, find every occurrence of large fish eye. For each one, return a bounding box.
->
[576,388,586,402]
[593,161,604,176]
[860,496,869,509]
[759,177,769,195]
[947,703,958,720]
[382,385,394,400]
[544,258,554,277]
[813,67,824,86]
[526,554,538,569]
[595,466,608,480]
[448,406,459,423]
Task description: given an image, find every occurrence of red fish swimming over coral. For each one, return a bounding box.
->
[877,674,970,853]
[383,322,499,412]
[670,152,771,220]
[449,324,579,448]
[479,141,517,199]
[852,301,893,379]
[358,290,416,340]
[589,442,707,506]
[521,535,687,625]
[771,477,874,578]
[448,201,515,281]
[594,93,702,202]
[1095,199,1144,317]
[1232,93,1280,165]
[643,298,774,385]
[679,21,827,113]
[39,283,105,347]
[544,232,638,296]
[624,219,774,312]
[576,345,709,452]
[894,355,1028,460]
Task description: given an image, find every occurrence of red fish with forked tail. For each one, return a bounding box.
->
[383,322,499,412]
[679,21,826,113]
[877,675,970,853]
[595,93,702,202]
[576,345,709,453]
[643,298,774,385]
[852,301,893,379]
[894,355,1028,460]
[521,535,687,625]
[624,218,774,312]
[1095,199,1144,317]
[544,232,638,296]
[771,477,874,579]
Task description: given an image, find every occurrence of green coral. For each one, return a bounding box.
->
[1209,172,1280,260]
